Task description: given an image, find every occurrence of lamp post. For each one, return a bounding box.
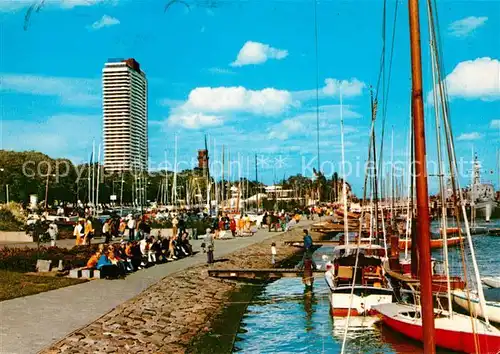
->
[0,168,4,204]
[120,174,124,217]
[44,173,56,210]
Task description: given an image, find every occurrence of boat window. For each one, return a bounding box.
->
[400,311,420,319]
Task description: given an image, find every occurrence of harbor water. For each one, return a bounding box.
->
[234,219,500,353]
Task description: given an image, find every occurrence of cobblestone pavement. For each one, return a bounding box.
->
[0,219,318,354]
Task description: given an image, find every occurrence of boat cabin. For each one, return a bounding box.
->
[329,244,387,288]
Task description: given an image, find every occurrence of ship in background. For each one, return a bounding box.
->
[466,154,498,222]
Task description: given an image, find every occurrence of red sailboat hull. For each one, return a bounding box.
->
[381,312,500,354]
[398,236,462,250]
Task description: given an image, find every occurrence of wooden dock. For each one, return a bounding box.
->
[283,240,340,247]
[208,268,325,280]
[311,223,356,234]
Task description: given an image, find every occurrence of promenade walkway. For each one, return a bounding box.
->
[0,220,316,354]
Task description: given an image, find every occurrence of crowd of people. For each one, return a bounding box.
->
[85,228,194,278]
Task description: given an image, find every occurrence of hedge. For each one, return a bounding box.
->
[0,245,99,273]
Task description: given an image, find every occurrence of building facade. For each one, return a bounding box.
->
[103,58,148,172]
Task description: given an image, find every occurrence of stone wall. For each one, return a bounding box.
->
[0,231,32,243]
[42,227,324,354]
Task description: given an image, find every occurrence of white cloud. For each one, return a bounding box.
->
[267,104,362,141]
[230,41,288,67]
[491,120,500,129]
[268,118,305,140]
[1,114,101,160]
[0,0,115,12]
[166,86,294,129]
[293,78,366,101]
[428,57,500,102]
[457,132,482,141]
[168,112,223,130]
[449,16,488,37]
[90,14,120,30]
[0,73,100,107]
[185,86,294,116]
[323,78,366,97]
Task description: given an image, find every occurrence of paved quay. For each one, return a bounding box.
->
[0,220,317,354]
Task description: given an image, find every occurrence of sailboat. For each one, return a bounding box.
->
[452,289,500,324]
[374,0,500,353]
[325,86,393,320]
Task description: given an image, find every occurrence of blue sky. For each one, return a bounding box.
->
[0,0,499,195]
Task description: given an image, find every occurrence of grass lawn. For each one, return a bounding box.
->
[0,270,87,302]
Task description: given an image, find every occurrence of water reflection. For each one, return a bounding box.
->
[303,288,316,332]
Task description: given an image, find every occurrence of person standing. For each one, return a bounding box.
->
[206,228,214,264]
[172,216,179,238]
[297,229,316,269]
[48,220,58,247]
[102,219,111,244]
[119,219,127,240]
[74,219,84,246]
[271,242,277,265]
[83,217,94,245]
[229,218,236,237]
[127,215,136,241]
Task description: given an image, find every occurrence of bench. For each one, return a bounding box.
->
[69,267,101,279]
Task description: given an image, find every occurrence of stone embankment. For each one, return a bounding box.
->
[42,226,325,354]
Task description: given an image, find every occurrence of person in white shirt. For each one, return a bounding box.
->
[127,216,136,241]
[74,220,84,245]
[271,242,277,265]
[139,237,156,265]
[48,221,58,247]
[102,220,111,244]
[324,262,336,290]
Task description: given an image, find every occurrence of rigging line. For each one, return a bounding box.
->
[374,0,388,100]
[381,0,400,122]
[377,0,398,176]
[314,0,321,171]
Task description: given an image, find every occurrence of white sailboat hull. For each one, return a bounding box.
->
[483,277,500,288]
[453,290,500,323]
[329,286,393,316]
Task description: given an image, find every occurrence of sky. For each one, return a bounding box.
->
[0,0,499,195]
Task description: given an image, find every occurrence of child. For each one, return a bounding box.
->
[271,242,277,265]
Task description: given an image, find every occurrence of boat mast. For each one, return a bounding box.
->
[429,16,452,316]
[390,126,395,228]
[95,143,101,214]
[471,146,475,228]
[164,150,168,206]
[255,154,259,211]
[221,145,225,212]
[408,0,436,351]
[370,90,380,242]
[172,135,178,211]
[91,139,96,214]
[340,87,349,245]
[205,135,211,213]
[404,110,413,261]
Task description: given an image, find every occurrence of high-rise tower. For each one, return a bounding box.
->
[103,58,148,172]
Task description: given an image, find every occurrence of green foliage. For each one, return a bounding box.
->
[0,206,24,231]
